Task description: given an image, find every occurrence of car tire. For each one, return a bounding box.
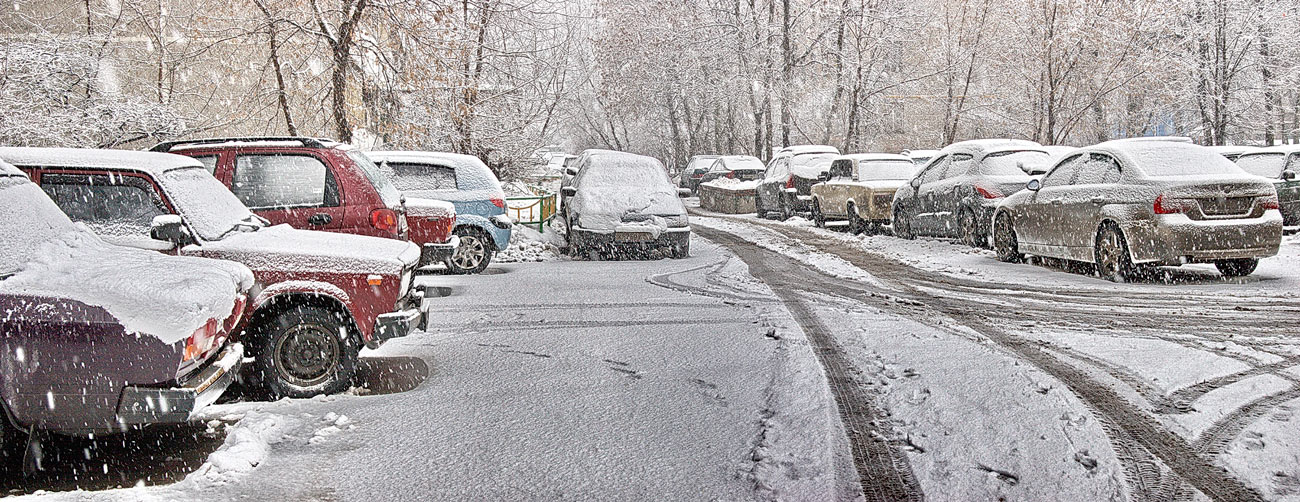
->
[446,227,494,275]
[812,199,825,228]
[248,305,359,399]
[670,239,690,259]
[959,209,983,248]
[892,208,915,240]
[1215,258,1259,278]
[847,203,864,235]
[993,212,1024,263]
[1094,224,1137,283]
[756,196,768,219]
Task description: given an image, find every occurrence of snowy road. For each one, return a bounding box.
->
[14,212,1300,501]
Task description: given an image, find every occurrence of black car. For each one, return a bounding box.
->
[756,145,840,220]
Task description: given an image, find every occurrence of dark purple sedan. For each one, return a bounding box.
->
[0,161,251,468]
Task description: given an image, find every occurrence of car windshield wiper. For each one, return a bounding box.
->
[216,216,265,240]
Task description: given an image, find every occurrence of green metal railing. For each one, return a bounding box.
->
[506,192,557,232]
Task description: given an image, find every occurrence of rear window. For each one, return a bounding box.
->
[233,154,338,209]
[386,162,458,191]
[349,151,403,207]
[857,160,916,181]
[1235,153,1286,179]
[1130,144,1246,177]
[981,150,1048,176]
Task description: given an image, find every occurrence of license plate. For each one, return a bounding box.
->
[615,232,654,242]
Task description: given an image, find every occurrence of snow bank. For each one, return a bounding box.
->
[700,177,759,190]
[495,225,564,263]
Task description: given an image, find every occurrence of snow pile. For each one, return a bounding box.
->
[700,177,759,190]
[190,411,291,483]
[495,225,564,263]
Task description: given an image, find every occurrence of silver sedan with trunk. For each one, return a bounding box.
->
[993,138,1283,280]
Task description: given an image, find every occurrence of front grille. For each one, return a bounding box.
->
[1199,197,1254,216]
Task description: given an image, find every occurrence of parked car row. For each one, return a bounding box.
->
[696,136,1285,281]
[0,137,519,466]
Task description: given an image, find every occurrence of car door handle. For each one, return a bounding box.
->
[1050,199,1063,206]
[307,213,332,226]
[1090,197,1106,204]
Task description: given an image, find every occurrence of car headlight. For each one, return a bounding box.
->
[663,214,689,227]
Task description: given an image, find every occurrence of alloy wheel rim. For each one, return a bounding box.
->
[996,216,1015,254]
[454,235,486,269]
[1097,232,1121,277]
[275,324,339,385]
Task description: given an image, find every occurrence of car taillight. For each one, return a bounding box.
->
[975,186,1003,199]
[1154,194,1197,214]
[785,175,795,189]
[692,173,705,179]
[183,318,219,362]
[1259,194,1280,211]
[726,172,735,179]
[371,208,399,234]
[490,197,506,209]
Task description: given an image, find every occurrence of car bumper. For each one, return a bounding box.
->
[571,226,690,248]
[370,288,425,349]
[116,342,243,426]
[419,235,460,267]
[1128,213,1283,264]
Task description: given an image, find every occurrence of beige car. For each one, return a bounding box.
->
[811,154,917,233]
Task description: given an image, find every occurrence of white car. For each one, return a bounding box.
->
[561,152,691,258]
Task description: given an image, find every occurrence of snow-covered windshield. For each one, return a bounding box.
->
[790,153,839,179]
[1235,153,1286,179]
[858,160,916,181]
[0,178,78,276]
[981,150,1048,176]
[580,159,674,191]
[350,151,402,207]
[1130,143,1246,177]
[157,167,261,241]
[711,157,765,172]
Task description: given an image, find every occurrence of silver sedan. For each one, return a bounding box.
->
[993,138,1283,280]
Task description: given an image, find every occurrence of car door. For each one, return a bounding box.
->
[760,158,790,211]
[923,154,970,236]
[909,155,949,234]
[227,153,346,232]
[820,159,853,217]
[1060,153,1123,258]
[31,170,177,252]
[1021,154,1084,251]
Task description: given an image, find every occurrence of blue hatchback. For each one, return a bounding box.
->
[367,151,513,274]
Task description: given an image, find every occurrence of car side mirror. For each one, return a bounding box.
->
[565,167,578,176]
[1283,170,1297,181]
[817,172,831,183]
[909,178,921,188]
[561,186,577,197]
[1027,179,1042,191]
[150,214,193,246]
[677,188,693,197]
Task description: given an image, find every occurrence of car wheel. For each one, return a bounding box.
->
[249,305,359,399]
[1094,224,1136,283]
[670,239,690,259]
[847,203,864,235]
[993,212,1024,263]
[446,227,494,274]
[959,209,982,248]
[812,199,825,228]
[756,196,768,219]
[892,208,914,240]
[1215,258,1259,278]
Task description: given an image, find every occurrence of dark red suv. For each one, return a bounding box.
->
[149,137,458,267]
[4,147,426,399]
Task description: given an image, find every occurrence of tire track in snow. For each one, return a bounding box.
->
[695,224,1266,502]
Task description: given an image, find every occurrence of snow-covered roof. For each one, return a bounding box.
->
[367,150,484,168]
[944,139,1044,157]
[1086,140,1246,178]
[1244,144,1300,155]
[840,153,912,162]
[901,149,939,159]
[1103,136,1193,145]
[0,159,23,177]
[709,155,764,172]
[777,145,839,157]
[0,147,202,176]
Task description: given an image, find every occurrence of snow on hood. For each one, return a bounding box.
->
[0,228,253,345]
[196,224,420,275]
[404,197,456,219]
[572,156,686,232]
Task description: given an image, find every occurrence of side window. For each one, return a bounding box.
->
[232,154,339,209]
[918,156,949,184]
[1042,154,1084,186]
[40,172,167,236]
[192,155,219,175]
[829,159,852,179]
[767,158,790,181]
[385,162,458,191]
[1075,153,1122,185]
[1287,154,1300,172]
[945,154,974,179]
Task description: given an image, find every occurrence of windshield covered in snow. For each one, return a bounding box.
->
[0,178,78,276]
[980,150,1048,176]
[157,167,262,241]
[579,159,674,191]
[1130,143,1247,177]
[790,153,839,179]
[857,160,917,181]
[350,151,403,207]
[1235,153,1286,179]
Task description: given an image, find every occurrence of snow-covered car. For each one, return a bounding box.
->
[0,160,250,454]
[699,155,765,184]
[1234,145,1300,231]
[892,139,1046,247]
[756,145,841,220]
[810,153,917,233]
[150,137,458,269]
[367,151,514,274]
[992,137,1283,280]
[679,155,723,192]
[901,149,939,166]
[561,152,691,258]
[5,148,425,398]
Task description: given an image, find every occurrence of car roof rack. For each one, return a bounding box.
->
[149,136,335,152]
